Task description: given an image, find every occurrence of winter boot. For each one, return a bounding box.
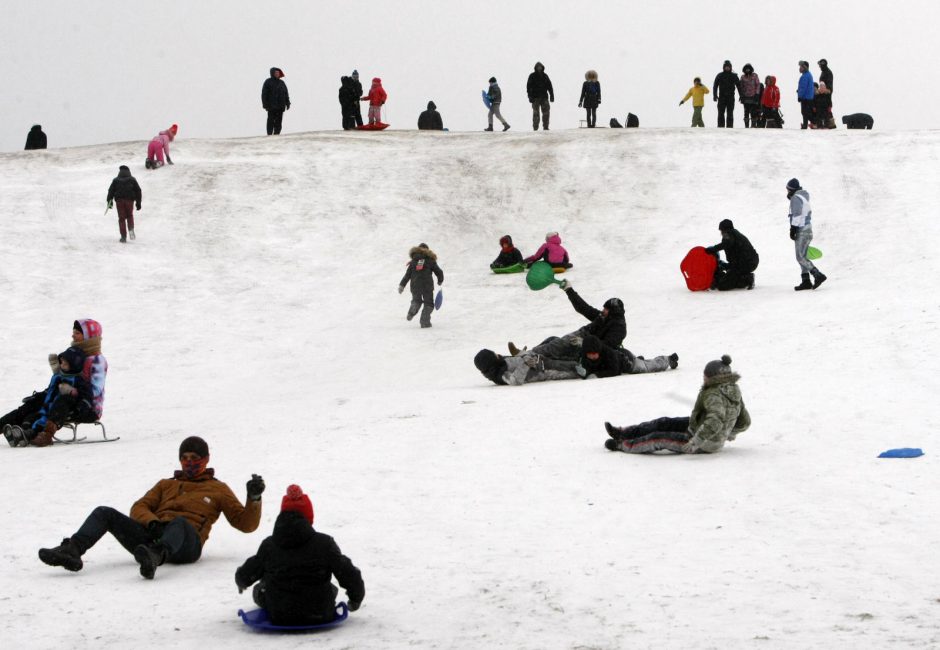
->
[119,236,127,243]
[484,126,494,131]
[129,229,136,241]
[502,124,511,132]
[508,342,526,356]
[406,303,420,321]
[746,273,755,290]
[668,353,679,369]
[39,538,84,572]
[144,158,153,170]
[794,273,813,291]
[31,421,57,447]
[134,543,167,580]
[604,438,621,451]
[3,424,24,447]
[811,269,827,289]
[605,422,623,439]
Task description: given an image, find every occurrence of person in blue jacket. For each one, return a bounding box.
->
[797,61,815,130]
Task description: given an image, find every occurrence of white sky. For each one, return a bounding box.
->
[2,0,937,151]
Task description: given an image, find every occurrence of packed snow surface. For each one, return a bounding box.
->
[1,128,938,649]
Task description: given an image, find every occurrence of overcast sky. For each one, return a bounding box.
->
[2,0,937,151]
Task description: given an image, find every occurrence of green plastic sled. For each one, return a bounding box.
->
[493,263,525,274]
[526,261,565,291]
[807,246,823,260]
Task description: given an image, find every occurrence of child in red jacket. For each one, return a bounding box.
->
[361,78,387,125]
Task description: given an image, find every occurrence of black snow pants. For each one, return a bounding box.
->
[408,286,435,327]
[610,417,692,454]
[266,110,284,135]
[716,96,735,127]
[71,506,202,563]
[1,390,96,433]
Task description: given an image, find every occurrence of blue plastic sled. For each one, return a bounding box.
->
[434,289,443,310]
[877,447,924,458]
[238,602,348,632]
[482,90,492,109]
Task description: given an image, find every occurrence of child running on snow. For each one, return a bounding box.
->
[146,124,178,169]
[679,78,709,127]
[523,231,571,268]
[361,78,387,125]
[604,355,750,454]
[235,484,365,625]
[398,243,444,328]
[490,235,524,269]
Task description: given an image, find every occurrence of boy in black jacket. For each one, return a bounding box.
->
[706,219,759,290]
[490,235,524,269]
[576,334,678,379]
[398,243,444,328]
[106,165,142,243]
[236,485,364,625]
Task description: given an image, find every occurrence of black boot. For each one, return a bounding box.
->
[794,273,813,291]
[134,543,167,580]
[604,422,622,439]
[39,538,84,572]
[811,269,827,289]
[604,438,621,451]
[668,353,679,369]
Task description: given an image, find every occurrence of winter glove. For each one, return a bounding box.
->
[704,246,717,254]
[558,279,571,291]
[235,574,251,594]
[713,96,718,102]
[398,285,405,294]
[578,102,582,108]
[107,199,114,210]
[48,353,60,374]
[166,155,173,165]
[136,202,142,211]
[679,101,684,106]
[148,520,167,540]
[575,364,587,378]
[286,103,291,110]
[789,226,799,240]
[348,600,361,612]
[246,474,265,501]
[58,383,76,396]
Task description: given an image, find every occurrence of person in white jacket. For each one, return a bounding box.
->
[786,178,827,290]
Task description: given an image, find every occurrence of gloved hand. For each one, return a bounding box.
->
[286,103,291,111]
[136,203,142,211]
[713,97,718,102]
[704,246,717,254]
[148,520,167,540]
[58,383,76,396]
[438,279,443,286]
[235,574,251,594]
[398,285,404,294]
[48,353,60,373]
[348,600,361,612]
[678,101,684,106]
[789,226,798,240]
[523,354,543,370]
[558,279,570,291]
[246,474,265,501]
[578,102,582,108]
[107,199,114,210]
[575,364,587,378]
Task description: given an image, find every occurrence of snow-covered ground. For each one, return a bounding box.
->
[1,128,938,649]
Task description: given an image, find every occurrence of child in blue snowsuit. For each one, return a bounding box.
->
[20,347,93,447]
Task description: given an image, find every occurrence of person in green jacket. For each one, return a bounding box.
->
[604,354,750,453]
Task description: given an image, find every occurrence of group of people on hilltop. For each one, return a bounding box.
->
[681,59,836,129]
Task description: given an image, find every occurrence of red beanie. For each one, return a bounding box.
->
[281,484,314,524]
[169,124,178,135]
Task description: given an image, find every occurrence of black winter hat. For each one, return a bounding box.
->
[118,165,130,172]
[58,346,87,375]
[418,242,428,249]
[179,436,209,459]
[489,77,497,83]
[603,298,625,315]
[723,60,732,68]
[743,63,754,74]
[704,354,733,378]
[474,349,500,373]
[719,219,734,232]
[582,334,603,354]
[786,178,801,191]
[427,101,436,110]
[818,59,828,66]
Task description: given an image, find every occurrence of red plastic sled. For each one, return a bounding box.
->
[680,246,717,291]
[357,122,389,131]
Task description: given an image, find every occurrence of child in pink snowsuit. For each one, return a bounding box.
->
[146,124,178,169]
[361,78,387,125]
[524,231,572,268]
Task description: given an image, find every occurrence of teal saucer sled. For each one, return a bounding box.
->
[526,261,564,290]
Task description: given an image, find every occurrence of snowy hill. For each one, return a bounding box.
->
[1,129,939,649]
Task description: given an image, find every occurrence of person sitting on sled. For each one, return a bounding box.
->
[2,318,108,448]
[39,436,264,579]
[361,78,387,125]
[523,231,571,268]
[604,355,750,454]
[490,234,524,269]
[235,484,365,626]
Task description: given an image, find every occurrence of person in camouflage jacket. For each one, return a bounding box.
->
[604,355,750,453]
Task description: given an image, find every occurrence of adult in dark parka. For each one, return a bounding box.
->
[338,76,358,130]
[25,125,47,150]
[350,70,364,127]
[235,486,365,626]
[842,113,873,129]
[712,60,741,128]
[417,101,444,130]
[398,243,444,328]
[106,165,143,243]
[261,67,291,135]
[818,59,834,95]
[706,219,759,290]
[527,62,555,131]
[577,334,677,379]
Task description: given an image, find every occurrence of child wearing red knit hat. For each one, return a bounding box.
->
[236,484,365,625]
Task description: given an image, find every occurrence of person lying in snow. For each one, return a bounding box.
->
[235,484,365,625]
[474,348,579,385]
[490,234,524,269]
[39,436,264,579]
[604,355,750,453]
[576,334,678,379]
[2,319,108,447]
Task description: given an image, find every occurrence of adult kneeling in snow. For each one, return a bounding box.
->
[604,355,750,453]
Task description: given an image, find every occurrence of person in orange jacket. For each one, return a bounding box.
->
[361,77,387,125]
[38,436,264,579]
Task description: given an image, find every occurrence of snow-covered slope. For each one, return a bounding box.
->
[1,129,938,649]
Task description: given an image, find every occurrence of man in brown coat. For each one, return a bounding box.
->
[39,436,264,579]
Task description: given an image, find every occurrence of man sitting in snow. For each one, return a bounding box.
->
[39,436,264,579]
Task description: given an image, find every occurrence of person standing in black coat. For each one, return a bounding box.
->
[818,59,833,95]
[261,67,290,135]
[398,243,444,328]
[106,165,143,243]
[706,219,759,290]
[527,62,555,131]
[236,486,364,626]
[350,70,364,127]
[579,70,601,128]
[25,125,47,150]
[338,77,358,130]
[712,60,741,128]
[417,101,444,130]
